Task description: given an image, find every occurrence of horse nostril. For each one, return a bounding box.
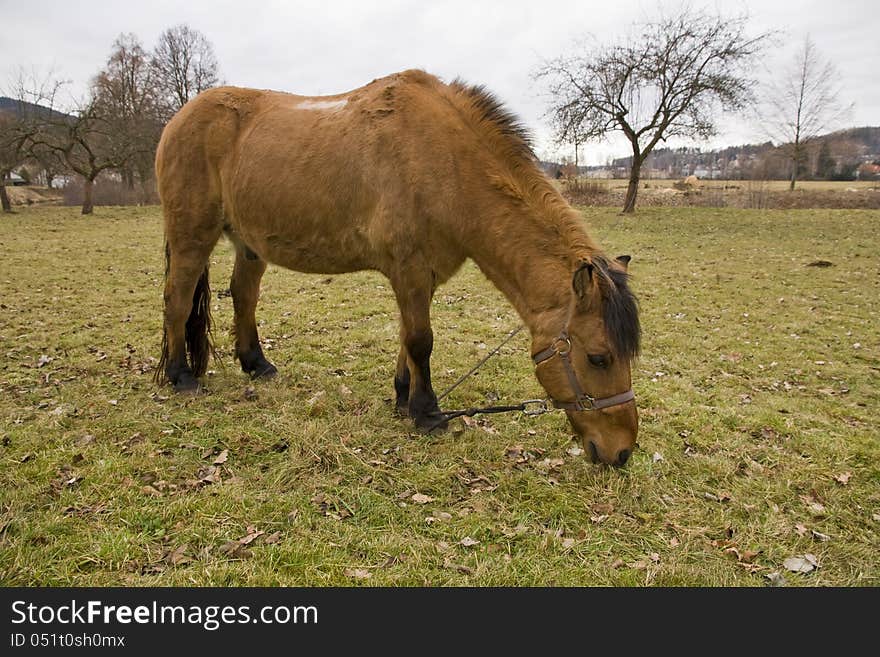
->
[616,449,631,466]
[588,441,599,463]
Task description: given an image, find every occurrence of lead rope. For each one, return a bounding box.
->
[426,325,549,432]
[437,325,524,402]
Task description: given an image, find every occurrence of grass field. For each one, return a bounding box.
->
[1,205,877,586]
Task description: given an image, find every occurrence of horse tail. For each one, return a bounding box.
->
[155,240,171,384]
[186,264,214,378]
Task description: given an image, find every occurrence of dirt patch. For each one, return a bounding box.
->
[6,185,64,207]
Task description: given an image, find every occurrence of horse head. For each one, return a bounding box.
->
[533,254,640,466]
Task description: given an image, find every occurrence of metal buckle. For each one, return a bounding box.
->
[552,336,572,356]
[521,399,549,416]
[576,395,596,412]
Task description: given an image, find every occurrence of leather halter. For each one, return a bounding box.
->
[531,330,635,412]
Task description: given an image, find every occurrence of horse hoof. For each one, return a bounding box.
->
[173,376,201,394]
[250,361,278,380]
[414,413,448,434]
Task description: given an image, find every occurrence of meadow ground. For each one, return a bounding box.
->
[0,204,877,586]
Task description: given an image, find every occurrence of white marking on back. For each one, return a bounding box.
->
[296,99,348,111]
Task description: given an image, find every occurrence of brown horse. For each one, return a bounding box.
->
[154,69,641,466]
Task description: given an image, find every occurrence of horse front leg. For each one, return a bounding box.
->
[391,271,447,432]
[230,246,277,379]
[394,345,410,416]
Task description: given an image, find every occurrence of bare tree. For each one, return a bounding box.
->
[0,69,68,212]
[0,113,19,212]
[27,98,143,214]
[535,8,770,213]
[151,24,220,118]
[763,36,852,190]
[92,33,163,192]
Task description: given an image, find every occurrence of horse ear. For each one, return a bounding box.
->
[616,255,631,271]
[572,261,594,299]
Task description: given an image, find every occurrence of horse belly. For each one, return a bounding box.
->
[227,137,380,273]
[255,220,374,274]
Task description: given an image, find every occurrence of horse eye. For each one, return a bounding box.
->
[587,354,609,368]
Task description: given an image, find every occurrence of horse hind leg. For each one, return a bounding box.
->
[158,229,222,392]
[230,244,277,379]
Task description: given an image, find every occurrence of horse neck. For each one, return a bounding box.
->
[463,191,595,344]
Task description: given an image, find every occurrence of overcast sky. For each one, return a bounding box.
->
[2,0,877,164]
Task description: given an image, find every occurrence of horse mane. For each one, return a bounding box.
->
[446,79,597,251]
[448,79,535,161]
[589,255,641,361]
[446,77,640,359]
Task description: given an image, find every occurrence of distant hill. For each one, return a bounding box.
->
[0,96,73,122]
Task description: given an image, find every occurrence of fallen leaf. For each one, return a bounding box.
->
[652,452,664,462]
[590,514,609,524]
[197,465,222,486]
[411,493,435,504]
[243,386,257,400]
[765,572,787,587]
[238,527,264,545]
[537,457,565,471]
[811,530,831,542]
[794,523,808,537]
[219,541,251,559]
[783,554,819,574]
[566,446,584,457]
[561,537,576,549]
[344,568,371,580]
[833,472,851,486]
[459,536,480,547]
[442,559,473,575]
[212,449,229,465]
[165,544,191,566]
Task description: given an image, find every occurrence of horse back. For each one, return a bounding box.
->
[156,72,477,278]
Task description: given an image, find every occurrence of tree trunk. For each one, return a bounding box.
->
[82,177,95,215]
[0,183,11,213]
[621,157,643,214]
[789,138,800,191]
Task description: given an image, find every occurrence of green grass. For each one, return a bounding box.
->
[1,205,877,586]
